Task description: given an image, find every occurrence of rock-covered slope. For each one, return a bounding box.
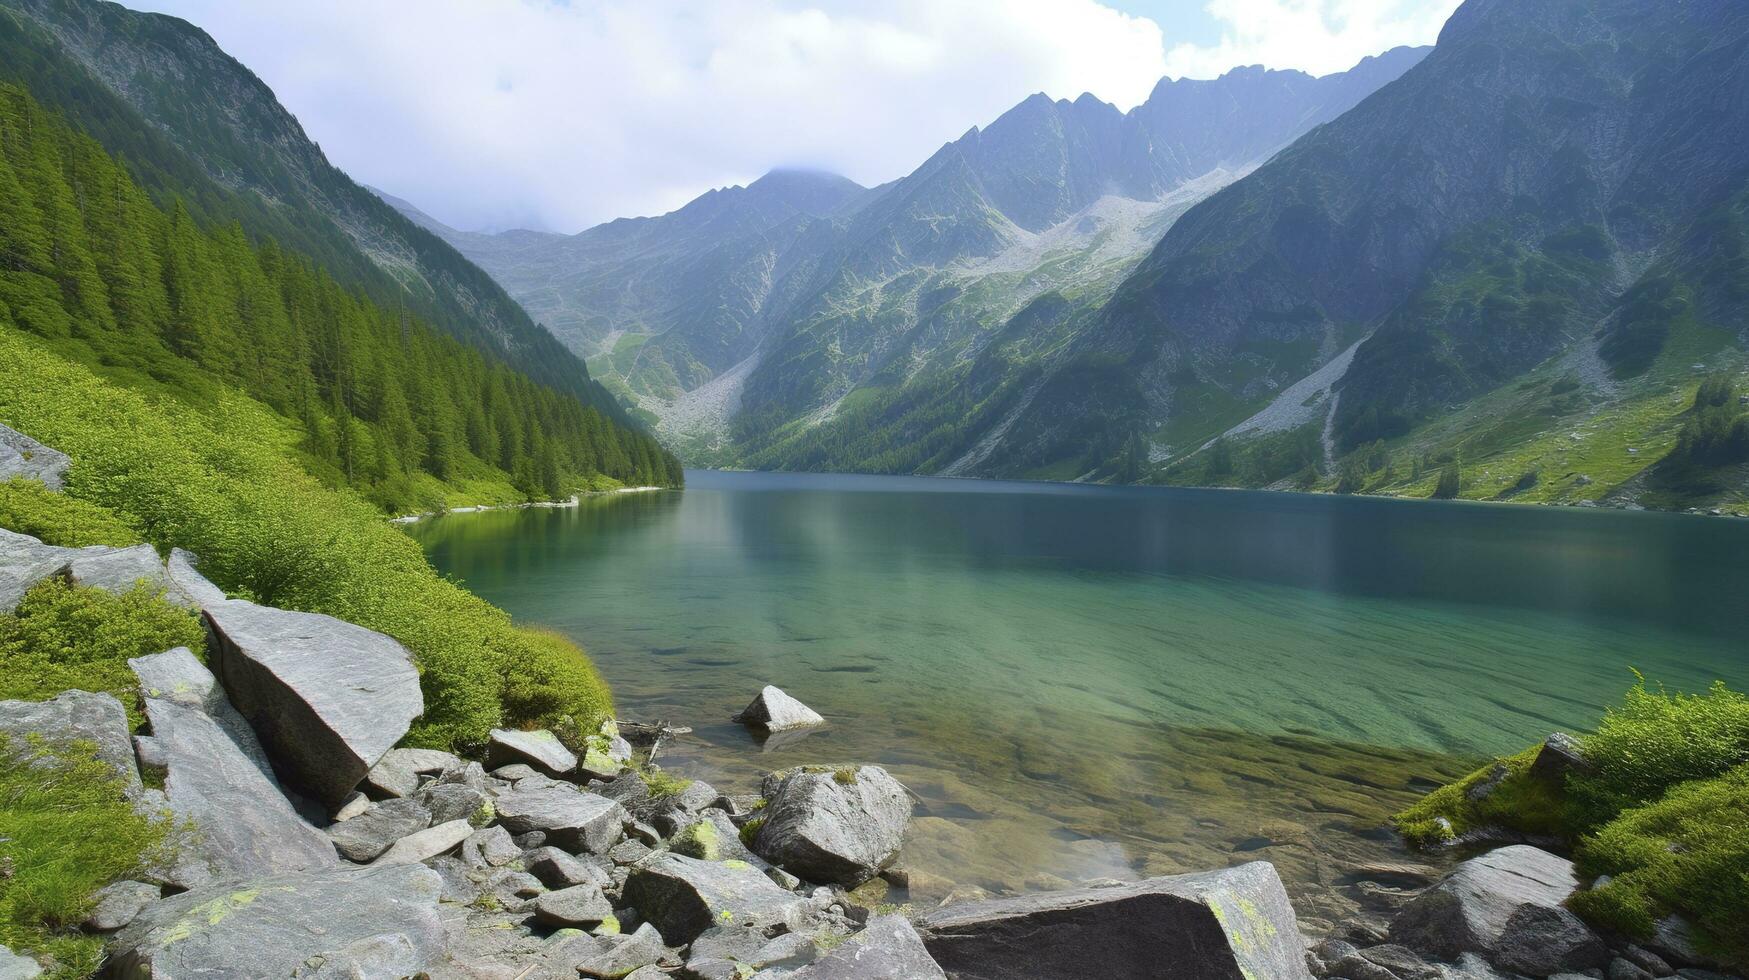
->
[0,0,625,413]
[394,50,1429,458]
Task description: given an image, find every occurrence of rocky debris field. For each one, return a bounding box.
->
[0,423,1743,979]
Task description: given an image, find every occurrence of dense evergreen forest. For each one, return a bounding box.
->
[0,85,681,510]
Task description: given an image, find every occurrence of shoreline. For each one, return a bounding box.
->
[388,485,669,525]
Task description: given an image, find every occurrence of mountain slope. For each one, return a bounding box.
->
[0,0,625,412]
[991,0,1748,510]
[400,48,1428,459]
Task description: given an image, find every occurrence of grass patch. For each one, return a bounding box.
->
[0,478,141,548]
[1393,747,1572,846]
[0,735,178,979]
[638,769,693,800]
[0,579,206,724]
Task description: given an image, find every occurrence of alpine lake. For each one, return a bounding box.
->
[406,470,1749,932]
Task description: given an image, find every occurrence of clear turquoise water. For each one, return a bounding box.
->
[407,471,1748,925]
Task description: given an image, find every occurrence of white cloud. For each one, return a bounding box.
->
[133,0,1169,233]
[1162,0,1461,80]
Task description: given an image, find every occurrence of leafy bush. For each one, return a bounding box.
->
[0,477,140,548]
[0,579,206,721]
[1572,676,1749,820]
[0,735,178,978]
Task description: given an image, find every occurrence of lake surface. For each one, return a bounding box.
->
[407,471,1749,930]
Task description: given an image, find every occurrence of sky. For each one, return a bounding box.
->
[130,0,1460,235]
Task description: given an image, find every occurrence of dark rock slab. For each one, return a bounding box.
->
[1528,732,1591,785]
[915,861,1312,980]
[794,914,946,979]
[106,864,444,977]
[130,648,337,886]
[204,599,423,805]
[623,852,807,945]
[326,797,431,862]
[0,423,69,490]
[495,783,627,854]
[487,727,578,777]
[1390,845,1606,976]
[0,689,139,793]
[753,765,910,886]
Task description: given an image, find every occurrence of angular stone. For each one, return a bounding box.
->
[495,783,628,854]
[1529,732,1592,785]
[1390,845,1607,976]
[373,818,474,865]
[487,727,578,777]
[734,685,825,732]
[0,944,41,980]
[364,746,460,798]
[420,781,493,826]
[623,852,808,945]
[491,763,543,782]
[576,922,670,979]
[0,527,73,615]
[753,766,910,887]
[0,689,139,793]
[332,791,372,822]
[204,599,423,805]
[915,861,1312,980]
[0,423,69,490]
[81,880,161,932]
[534,882,615,927]
[129,648,335,886]
[326,797,431,862]
[525,845,610,889]
[106,864,444,977]
[165,548,226,609]
[793,914,946,979]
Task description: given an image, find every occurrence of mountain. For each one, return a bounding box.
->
[394,48,1429,457]
[0,0,627,413]
[991,0,1749,509]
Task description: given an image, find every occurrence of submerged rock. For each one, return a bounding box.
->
[204,599,423,805]
[734,685,825,732]
[0,689,139,793]
[106,864,444,978]
[915,861,1313,980]
[752,765,910,886]
[623,852,807,945]
[1390,845,1606,976]
[130,648,337,886]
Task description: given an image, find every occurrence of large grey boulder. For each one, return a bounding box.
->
[1390,845,1607,976]
[130,648,336,886]
[106,864,444,978]
[494,783,628,854]
[0,690,139,793]
[915,861,1312,980]
[0,527,72,614]
[623,852,808,945]
[66,545,170,597]
[0,944,41,980]
[734,685,825,732]
[325,797,432,862]
[752,765,910,886]
[793,914,947,979]
[204,599,423,805]
[487,727,578,777]
[0,423,69,490]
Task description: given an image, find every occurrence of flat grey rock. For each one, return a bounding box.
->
[0,423,69,490]
[734,685,825,732]
[205,599,423,805]
[130,648,336,886]
[0,527,73,614]
[487,727,578,777]
[915,861,1312,980]
[753,766,910,886]
[373,818,474,865]
[66,544,169,597]
[365,746,461,798]
[165,548,227,609]
[82,880,161,932]
[0,689,139,793]
[793,914,946,979]
[326,797,432,862]
[533,882,615,927]
[0,944,41,980]
[1390,845,1606,976]
[106,864,444,978]
[495,783,628,854]
[623,852,807,945]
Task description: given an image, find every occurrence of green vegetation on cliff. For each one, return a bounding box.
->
[1396,677,1749,966]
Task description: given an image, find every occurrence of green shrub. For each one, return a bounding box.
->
[0,579,206,722]
[1432,462,1462,499]
[0,735,178,979]
[0,477,141,548]
[1573,676,1749,821]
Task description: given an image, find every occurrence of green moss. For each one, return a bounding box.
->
[0,477,140,547]
[0,735,179,979]
[739,816,766,850]
[639,769,693,800]
[0,578,206,725]
[833,768,859,786]
[1393,746,1575,846]
[671,819,721,861]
